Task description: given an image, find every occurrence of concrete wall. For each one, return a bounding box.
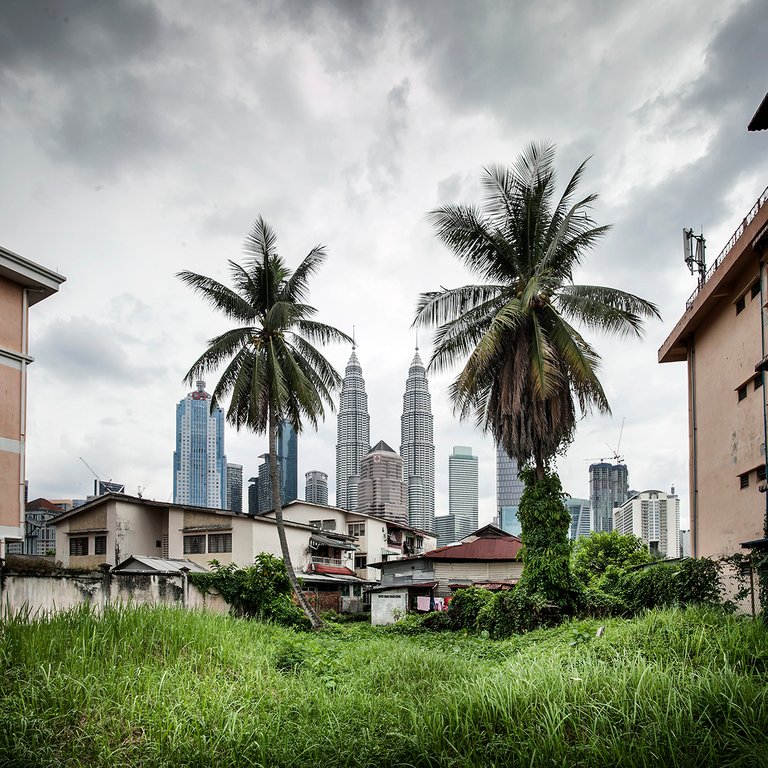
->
[689,255,765,558]
[370,590,407,625]
[0,571,228,617]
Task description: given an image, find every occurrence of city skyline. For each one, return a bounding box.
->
[8,2,766,524]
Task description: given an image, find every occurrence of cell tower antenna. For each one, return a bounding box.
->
[683,228,706,285]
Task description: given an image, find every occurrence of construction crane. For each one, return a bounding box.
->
[585,418,626,464]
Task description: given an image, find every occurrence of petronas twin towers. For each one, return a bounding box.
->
[335,345,435,532]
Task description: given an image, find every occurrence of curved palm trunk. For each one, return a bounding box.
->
[268,409,323,629]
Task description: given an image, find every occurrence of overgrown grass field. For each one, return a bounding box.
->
[1,606,766,767]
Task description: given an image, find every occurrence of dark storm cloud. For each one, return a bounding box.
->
[0,0,164,72]
[0,0,183,177]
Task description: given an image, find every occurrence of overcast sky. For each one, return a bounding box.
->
[2,0,767,525]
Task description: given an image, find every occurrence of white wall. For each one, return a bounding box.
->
[370,590,407,625]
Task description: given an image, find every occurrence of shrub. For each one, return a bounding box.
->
[677,558,722,606]
[476,588,550,639]
[622,564,678,613]
[447,586,494,631]
[582,585,627,618]
[189,553,310,630]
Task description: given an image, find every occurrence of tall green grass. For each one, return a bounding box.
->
[1,605,766,767]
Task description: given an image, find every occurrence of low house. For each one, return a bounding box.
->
[368,525,523,625]
[262,500,437,582]
[51,493,370,612]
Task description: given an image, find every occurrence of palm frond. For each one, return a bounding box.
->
[555,284,661,338]
[283,246,327,303]
[414,284,506,329]
[176,271,255,323]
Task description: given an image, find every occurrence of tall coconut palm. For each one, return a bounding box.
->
[178,217,350,629]
[415,143,660,480]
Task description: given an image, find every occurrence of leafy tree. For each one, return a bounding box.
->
[415,143,659,612]
[179,217,350,629]
[572,530,654,586]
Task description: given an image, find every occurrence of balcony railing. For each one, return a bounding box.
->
[310,556,343,567]
[686,185,768,310]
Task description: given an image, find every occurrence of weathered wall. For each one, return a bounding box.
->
[370,590,407,625]
[0,572,228,617]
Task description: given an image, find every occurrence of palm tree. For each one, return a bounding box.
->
[178,217,350,629]
[415,143,660,480]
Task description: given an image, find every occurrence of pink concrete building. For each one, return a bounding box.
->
[0,246,65,558]
[659,189,768,558]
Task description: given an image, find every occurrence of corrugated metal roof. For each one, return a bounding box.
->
[112,556,209,573]
[424,535,522,561]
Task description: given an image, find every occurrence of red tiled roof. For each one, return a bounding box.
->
[425,536,522,561]
[309,564,357,577]
[25,498,61,512]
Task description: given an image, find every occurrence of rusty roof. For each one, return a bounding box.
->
[424,536,522,561]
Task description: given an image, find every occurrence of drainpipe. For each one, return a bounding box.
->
[760,258,768,539]
[689,337,698,557]
[18,289,29,535]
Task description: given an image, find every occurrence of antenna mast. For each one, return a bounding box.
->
[683,228,706,285]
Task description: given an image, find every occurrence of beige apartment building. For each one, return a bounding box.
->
[659,187,768,558]
[0,246,65,558]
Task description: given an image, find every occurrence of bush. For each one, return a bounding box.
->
[189,553,310,630]
[447,586,495,631]
[476,588,550,639]
[622,564,678,613]
[582,585,627,618]
[677,558,722,606]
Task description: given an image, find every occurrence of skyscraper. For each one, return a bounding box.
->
[356,440,408,525]
[336,346,370,510]
[614,489,680,559]
[565,497,591,540]
[277,421,298,505]
[305,471,329,505]
[173,381,227,508]
[247,475,259,516]
[590,462,629,533]
[255,421,298,513]
[496,443,524,536]
[400,348,435,532]
[226,463,243,513]
[449,446,478,539]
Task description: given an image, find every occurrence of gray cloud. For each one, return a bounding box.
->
[366,78,411,191]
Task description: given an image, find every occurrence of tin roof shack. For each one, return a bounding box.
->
[369,525,522,625]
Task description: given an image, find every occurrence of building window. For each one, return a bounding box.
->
[751,279,761,299]
[348,522,366,537]
[309,520,321,528]
[183,534,206,554]
[738,384,748,401]
[208,533,232,553]
[739,473,750,490]
[321,519,336,531]
[736,295,746,314]
[755,373,764,390]
[94,536,107,555]
[69,537,88,556]
[758,465,767,482]
[354,554,367,569]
